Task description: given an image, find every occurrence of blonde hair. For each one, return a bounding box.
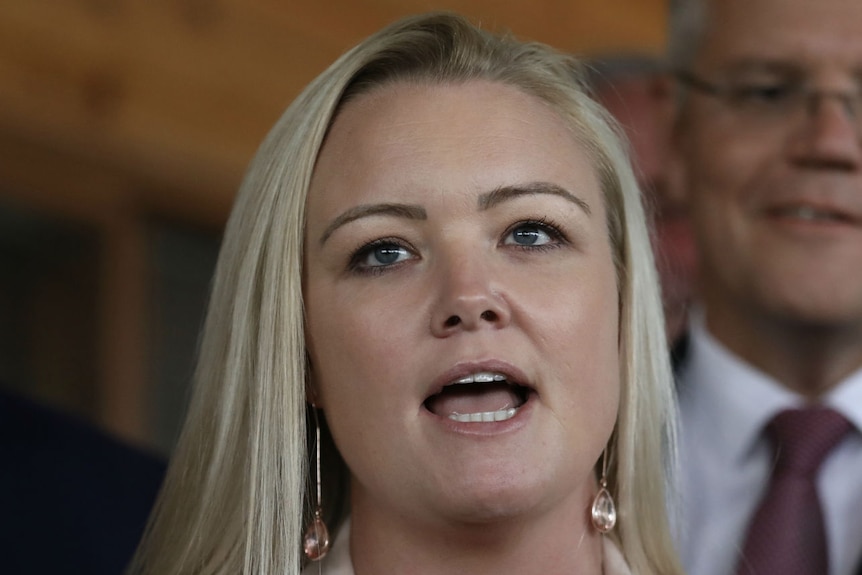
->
[130,12,680,575]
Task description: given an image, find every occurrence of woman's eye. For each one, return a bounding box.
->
[350,241,414,271]
[503,222,559,247]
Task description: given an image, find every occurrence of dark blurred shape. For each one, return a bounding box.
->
[0,389,165,574]
[147,222,220,454]
[0,201,101,417]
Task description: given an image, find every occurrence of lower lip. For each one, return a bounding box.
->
[421,392,536,436]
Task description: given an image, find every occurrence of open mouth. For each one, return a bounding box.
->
[424,371,531,423]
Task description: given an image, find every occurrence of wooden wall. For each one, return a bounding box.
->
[0,0,665,450]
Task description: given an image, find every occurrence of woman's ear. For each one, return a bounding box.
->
[306,357,325,409]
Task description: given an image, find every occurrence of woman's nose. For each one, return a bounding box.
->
[429,257,512,337]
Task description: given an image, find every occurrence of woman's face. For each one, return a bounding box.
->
[304,80,620,527]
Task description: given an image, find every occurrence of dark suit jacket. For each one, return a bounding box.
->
[0,389,165,574]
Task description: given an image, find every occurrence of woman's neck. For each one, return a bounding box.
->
[347,489,604,575]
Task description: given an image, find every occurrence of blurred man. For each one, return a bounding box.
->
[591,57,697,345]
[0,389,165,574]
[667,0,862,574]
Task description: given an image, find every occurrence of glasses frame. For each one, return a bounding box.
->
[674,69,861,125]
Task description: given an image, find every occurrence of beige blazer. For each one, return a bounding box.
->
[302,520,633,575]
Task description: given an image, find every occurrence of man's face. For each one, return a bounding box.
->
[598,75,697,343]
[673,0,862,346]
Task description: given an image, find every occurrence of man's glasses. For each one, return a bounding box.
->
[675,70,862,132]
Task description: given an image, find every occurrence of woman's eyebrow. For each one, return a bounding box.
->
[478,182,591,214]
[320,203,427,245]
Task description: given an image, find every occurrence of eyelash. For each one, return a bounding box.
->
[502,218,569,251]
[346,217,570,276]
[347,237,416,276]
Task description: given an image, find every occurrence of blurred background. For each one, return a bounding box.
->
[0,0,666,455]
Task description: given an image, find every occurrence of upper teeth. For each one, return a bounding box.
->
[452,371,508,385]
[788,206,837,220]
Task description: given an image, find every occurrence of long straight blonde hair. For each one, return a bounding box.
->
[129,12,681,575]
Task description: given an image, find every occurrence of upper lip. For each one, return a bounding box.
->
[424,360,534,402]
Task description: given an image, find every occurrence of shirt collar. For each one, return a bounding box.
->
[681,309,805,465]
[680,308,862,463]
[822,368,862,436]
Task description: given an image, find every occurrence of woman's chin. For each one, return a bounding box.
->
[431,474,575,527]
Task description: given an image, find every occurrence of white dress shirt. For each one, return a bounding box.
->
[676,312,862,575]
[302,519,632,575]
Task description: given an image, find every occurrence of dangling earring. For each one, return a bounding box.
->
[303,407,331,561]
[591,447,617,533]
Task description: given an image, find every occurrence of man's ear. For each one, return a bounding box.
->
[652,72,691,208]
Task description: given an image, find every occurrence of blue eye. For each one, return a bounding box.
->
[503,222,556,247]
[350,239,414,273]
[368,245,409,266]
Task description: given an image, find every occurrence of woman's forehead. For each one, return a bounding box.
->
[309,79,601,200]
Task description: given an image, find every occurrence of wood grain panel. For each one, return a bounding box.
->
[0,0,665,224]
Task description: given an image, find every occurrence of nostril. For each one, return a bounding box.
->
[480,310,498,322]
[444,315,461,328]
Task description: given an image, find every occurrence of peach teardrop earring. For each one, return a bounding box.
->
[303,408,331,561]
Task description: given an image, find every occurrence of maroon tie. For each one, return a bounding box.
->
[736,407,852,575]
